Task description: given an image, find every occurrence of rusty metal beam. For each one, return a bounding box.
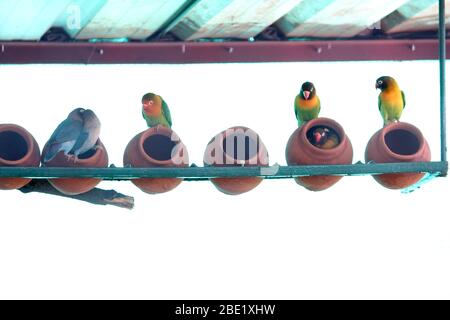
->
[0,39,448,64]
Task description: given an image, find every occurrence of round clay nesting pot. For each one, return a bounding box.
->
[285,117,353,191]
[123,126,189,194]
[42,139,109,195]
[0,124,41,190]
[365,122,431,189]
[203,126,269,195]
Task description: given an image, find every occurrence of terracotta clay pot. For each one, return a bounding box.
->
[203,126,269,195]
[365,122,431,189]
[0,124,41,190]
[123,126,189,194]
[285,117,353,191]
[42,139,108,195]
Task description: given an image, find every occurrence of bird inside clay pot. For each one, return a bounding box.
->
[307,126,340,149]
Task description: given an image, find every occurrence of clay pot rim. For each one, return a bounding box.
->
[379,122,426,161]
[43,139,106,167]
[299,117,347,155]
[0,123,37,166]
[208,125,269,166]
[137,126,185,166]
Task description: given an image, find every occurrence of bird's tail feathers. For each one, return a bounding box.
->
[43,144,62,163]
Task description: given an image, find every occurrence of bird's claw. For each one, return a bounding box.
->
[66,154,78,163]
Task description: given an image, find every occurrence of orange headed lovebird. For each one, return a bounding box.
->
[375,76,405,126]
[294,82,321,127]
[141,93,172,128]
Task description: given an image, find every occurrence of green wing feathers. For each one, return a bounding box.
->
[161,98,172,128]
[316,98,321,117]
[401,90,406,109]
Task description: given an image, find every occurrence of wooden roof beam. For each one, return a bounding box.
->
[277,0,410,38]
[168,0,304,40]
[382,0,450,34]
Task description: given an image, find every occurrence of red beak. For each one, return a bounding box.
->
[142,101,153,112]
[303,91,311,100]
[314,132,322,143]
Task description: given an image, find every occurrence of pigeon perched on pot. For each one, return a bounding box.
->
[43,108,101,163]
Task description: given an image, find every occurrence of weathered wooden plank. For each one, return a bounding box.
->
[383,0,450,34]
[75,0,189,40]
[277,0,410,38]
[169,0,304,40]
[0,0,72,40]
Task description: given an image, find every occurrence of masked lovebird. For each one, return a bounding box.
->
[294,82,321,127]
[376,76,406,126]
[43,108,101,163]
[308,126,340,150]
[141,93,172,128]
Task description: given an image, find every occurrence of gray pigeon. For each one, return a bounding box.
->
[43,108,101,163]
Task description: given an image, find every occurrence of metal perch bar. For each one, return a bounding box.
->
[439,0,447,163]
[0,162,447,181]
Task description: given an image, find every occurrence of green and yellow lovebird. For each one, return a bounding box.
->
[294,82,321,127]
[141,93,172,128]
[375,76,405,126]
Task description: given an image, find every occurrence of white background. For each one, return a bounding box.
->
[0,61,449,299]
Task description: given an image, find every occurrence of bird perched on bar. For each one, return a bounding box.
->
[43,108,101,163]
[376,76,406,126]
[294,81,321,127]
[308,126,340,150]
[142,93,172,128]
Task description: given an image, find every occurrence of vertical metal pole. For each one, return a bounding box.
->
[439,0,447,163]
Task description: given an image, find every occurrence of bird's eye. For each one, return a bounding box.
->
[377,80,383,85]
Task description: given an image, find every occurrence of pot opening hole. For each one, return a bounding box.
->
[222,133,258,161]
[384,129,420,156]
[0,131,28,161]
[78,148,97,159]
[143,134,177,161]
[306,125,341,149]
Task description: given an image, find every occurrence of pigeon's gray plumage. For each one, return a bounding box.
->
[43,108,101,163]
[70,109,101,157]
